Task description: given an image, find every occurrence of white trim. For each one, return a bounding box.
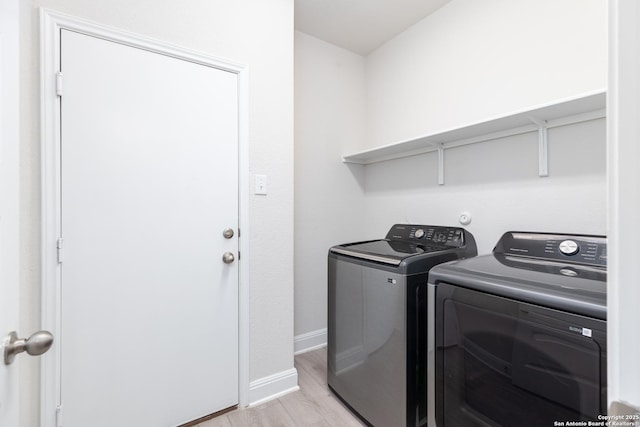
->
[608,0,640,409]
[607,0,621,406]
[237,58,251,409]
[39,8,251,426]
[294,328,327,355]
[39,11,62,427]
[248,368,299,407]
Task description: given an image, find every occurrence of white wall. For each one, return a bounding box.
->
[363,119,607,254]
[608,0,640,411]
[362,0,608,250]
[293,32,366,350]
[365,0,607,148]
[293,0,608,350]
[19,1,294,425]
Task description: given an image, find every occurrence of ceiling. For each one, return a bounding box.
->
[294,0,452,56]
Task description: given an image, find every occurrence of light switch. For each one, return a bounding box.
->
[255,174,267,195]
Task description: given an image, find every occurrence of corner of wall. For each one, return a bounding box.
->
[248,368,299,407]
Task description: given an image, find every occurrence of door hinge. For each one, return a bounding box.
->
[57,238,64,264]
[56,404,63,427]
[56,72,63,97]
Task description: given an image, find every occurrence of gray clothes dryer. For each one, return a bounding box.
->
[428,231,607,427]
[328,224,477,427]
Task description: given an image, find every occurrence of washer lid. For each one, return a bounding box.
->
[330,239,448,266]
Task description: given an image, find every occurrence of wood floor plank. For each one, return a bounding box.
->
[295,350,330,392]
[198,347,363,427]
[227,399,297,427]
[278,389,331,427]
[295,349,366,427]
[297,348,328,380]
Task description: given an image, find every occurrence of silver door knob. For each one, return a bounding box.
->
[222,252,235,264]
[4,330,54,365]
[222,228,234,239]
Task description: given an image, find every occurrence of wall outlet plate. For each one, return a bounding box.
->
[459,211,472,225]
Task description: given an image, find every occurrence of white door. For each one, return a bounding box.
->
[59,29,239,427]
[1,1,21,425]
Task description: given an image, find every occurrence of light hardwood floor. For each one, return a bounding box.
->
[196,347,366,427]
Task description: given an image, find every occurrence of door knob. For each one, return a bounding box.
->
[222,228,234,239]
[4,330,54,365]
[222,251,235,264]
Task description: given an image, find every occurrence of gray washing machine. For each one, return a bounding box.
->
[328,224,477,426]
[427,231,607,427]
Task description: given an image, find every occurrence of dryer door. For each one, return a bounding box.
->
[433,284,606,427]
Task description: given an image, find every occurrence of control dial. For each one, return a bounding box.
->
[414,229,425,239]
[559,240,579,256]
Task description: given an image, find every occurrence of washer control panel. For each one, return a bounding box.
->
[385,224,467,247]
[495,232,607,267]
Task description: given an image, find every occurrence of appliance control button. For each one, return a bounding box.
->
[559,240,579,256]
[414,229,425,239]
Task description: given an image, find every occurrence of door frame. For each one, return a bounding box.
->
[0,0,20,425]
[40,9,250,427]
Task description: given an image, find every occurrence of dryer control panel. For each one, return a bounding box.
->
[494,231,607,267]
[385,224,467,247]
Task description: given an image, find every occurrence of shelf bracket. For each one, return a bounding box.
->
[437,144,445,185]
[528,116,548,177]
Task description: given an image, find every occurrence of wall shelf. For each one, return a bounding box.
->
[342,90,606,184]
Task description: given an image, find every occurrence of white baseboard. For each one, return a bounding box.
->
[294,328,327,355]
[246,329,327,407]
[248,368,299,407]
